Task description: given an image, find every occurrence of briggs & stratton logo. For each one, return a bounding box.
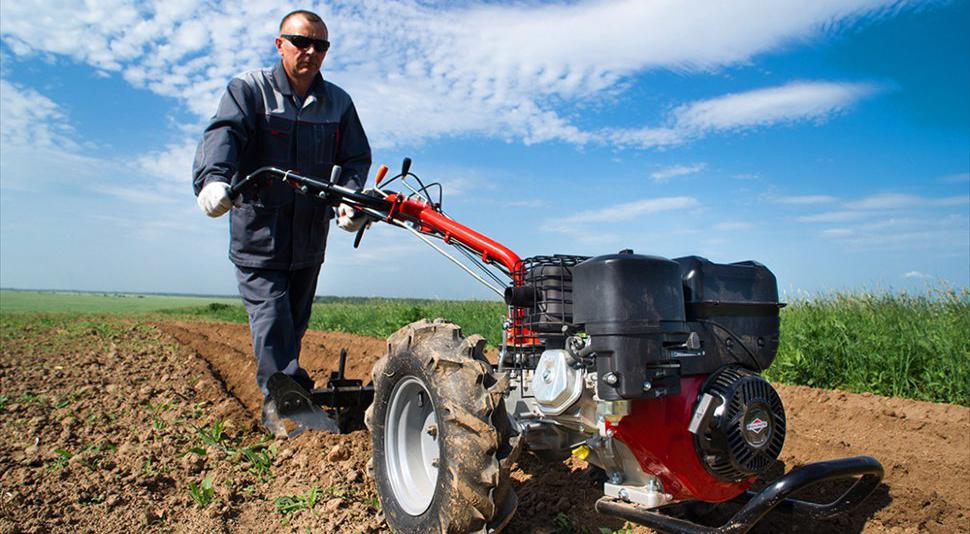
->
[746,418,769,434]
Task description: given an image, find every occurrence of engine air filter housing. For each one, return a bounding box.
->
[693,366,786,482]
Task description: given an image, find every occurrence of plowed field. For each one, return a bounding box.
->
[1,318,967,533]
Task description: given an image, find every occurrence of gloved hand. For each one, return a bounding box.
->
[336,203,366,232]
[197,182,236,218]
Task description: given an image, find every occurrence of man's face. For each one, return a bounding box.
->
[275,16,329,81]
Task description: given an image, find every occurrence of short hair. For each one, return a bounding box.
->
[279,10,324,31]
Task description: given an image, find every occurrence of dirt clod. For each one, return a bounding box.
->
[327,444,350,462]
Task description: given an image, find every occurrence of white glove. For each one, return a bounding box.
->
[336,203,366,232]
[197,182,235,218]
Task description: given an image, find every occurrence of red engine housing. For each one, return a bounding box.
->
[611,375,754,503]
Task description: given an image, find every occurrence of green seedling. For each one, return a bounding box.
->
[76,441,116,470]
[235,442,274,479]
[182,446,207,458]
[324,485,350,500]
[599,528,634,534]
[55,390,82,409]
[274,486,320,515]
[17,392,39,403]
[196,419,227,448]
[143,456,170,476]
[148,401,173,431]
[552,512,575,533]
[48,448,74,471]
[188,475,215,507]
[0,395,8,410]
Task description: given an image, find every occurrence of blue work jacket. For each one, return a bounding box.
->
[192,62,371,270]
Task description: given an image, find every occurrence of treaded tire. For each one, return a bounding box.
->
[365,319,520,534]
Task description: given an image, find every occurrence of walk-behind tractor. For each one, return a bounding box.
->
[230,160,884,534]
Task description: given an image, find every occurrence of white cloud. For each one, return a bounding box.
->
[671,81,877,133]
[1,0,900,149]
[844,193,970,210]
[542,196,698,237]
[650,163,706,183]
[796,193,970,224]
[903,271,933,279]
[135,141,198,195]
[601,81,878,149]
[0,79,77,151]
[773,194,839,205]
[815,214,970,252]
[0,78,189,204]
[797,210,868,223]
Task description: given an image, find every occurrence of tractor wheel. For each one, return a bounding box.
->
[365,319,520,534]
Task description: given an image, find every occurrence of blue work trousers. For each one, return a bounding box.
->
[235,265,320,397]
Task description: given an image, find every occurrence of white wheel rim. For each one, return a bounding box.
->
[385,376,440,515]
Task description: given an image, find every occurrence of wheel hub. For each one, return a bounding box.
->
[385,377,440,515]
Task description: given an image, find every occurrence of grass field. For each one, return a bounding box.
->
[2,288,967,405]
[0,290,239,314]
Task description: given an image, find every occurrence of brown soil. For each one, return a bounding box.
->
[1,318,968,533]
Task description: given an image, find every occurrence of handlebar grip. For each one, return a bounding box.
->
[375,164,389,186]
[353,223,367,249]
[227,180,246,200]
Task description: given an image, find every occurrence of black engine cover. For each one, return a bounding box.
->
[674,256,783,373]
[573,250,689,400]
[692,366,786,482]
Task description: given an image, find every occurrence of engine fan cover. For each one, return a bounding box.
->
[693,366,786,482]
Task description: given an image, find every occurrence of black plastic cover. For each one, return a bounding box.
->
[573,250,686,333]
[574,250,689,399]
[674,256,783,371]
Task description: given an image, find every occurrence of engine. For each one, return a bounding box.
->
[503,251,786,507]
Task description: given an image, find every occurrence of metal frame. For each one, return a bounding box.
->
[594,456,884,534]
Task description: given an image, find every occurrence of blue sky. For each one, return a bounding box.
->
[0,0,968,299]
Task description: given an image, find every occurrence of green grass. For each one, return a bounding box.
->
[765,287,970,405]
[188,475,215,507]
[164,297,507,346]
[2,289,967,405]
[0,290,238,314]
[274,486,320,515]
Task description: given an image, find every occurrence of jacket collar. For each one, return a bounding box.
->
[272,61,325,98]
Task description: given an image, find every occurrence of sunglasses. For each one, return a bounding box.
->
[280,34,330,53]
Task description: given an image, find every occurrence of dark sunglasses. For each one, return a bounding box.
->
[281,34,330,52]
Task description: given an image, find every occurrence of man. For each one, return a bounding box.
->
[192,9,371,437]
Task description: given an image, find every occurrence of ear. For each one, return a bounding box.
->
[274,36,284,56]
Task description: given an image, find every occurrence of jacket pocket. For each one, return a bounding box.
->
[231,203,291,260]
[258,114,293,164]
[312,122,339,165]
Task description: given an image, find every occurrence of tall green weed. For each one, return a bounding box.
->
[766,288,969,405]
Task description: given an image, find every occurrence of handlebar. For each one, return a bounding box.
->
[228,166,389,213]
[225,162,524,297]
